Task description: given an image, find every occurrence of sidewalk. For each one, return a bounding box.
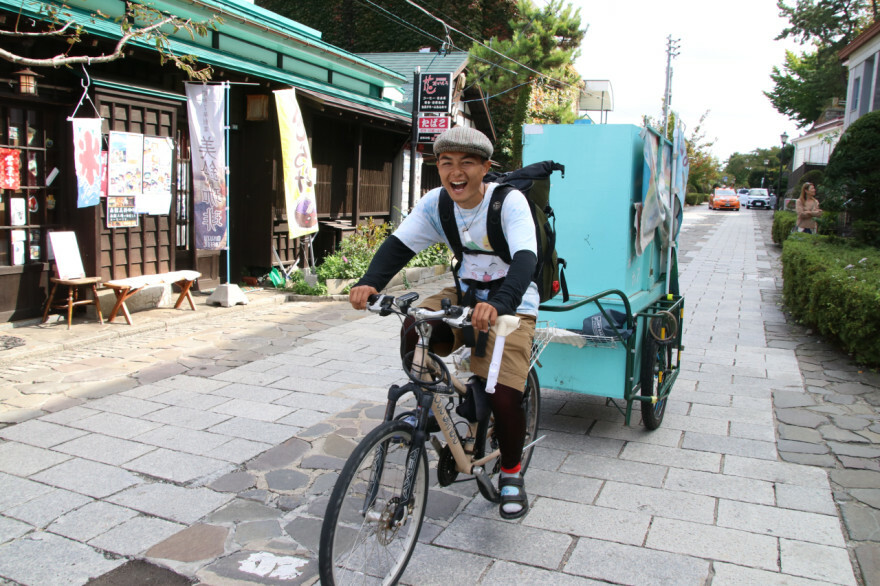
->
[0,208,875,585]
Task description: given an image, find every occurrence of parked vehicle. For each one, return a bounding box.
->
[737,188,750,206]
[747,188,771,209]
[709,188,740,211]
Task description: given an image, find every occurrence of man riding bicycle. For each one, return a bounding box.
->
[349,126,537,520]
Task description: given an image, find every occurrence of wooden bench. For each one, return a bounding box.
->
[104,270,201,325]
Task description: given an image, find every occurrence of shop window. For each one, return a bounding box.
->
[0,106,59,268]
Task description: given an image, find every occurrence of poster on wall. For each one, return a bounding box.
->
[71,118,103,208]
[274,88,319,240]
[106,196,138,228]
[108,131,143,197]
[11,230,26,266]
[0,148,20,190]
[10,197,26,226]
[140,136,174,214]
[186,83,228,250]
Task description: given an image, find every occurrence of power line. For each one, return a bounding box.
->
[403,0,581,92]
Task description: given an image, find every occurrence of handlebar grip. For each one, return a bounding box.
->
[367,294,380,305]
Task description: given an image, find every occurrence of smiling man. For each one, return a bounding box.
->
[349,126,538,519]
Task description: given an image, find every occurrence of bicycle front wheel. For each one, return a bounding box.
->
[319,420,428,585]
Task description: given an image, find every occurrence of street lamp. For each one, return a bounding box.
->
[776,132,789,210]
[762,159,769,187]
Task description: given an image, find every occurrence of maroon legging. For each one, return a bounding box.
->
[401,318,525,470]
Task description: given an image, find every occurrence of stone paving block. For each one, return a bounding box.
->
[840,502,880,541]
[526,468,602,504]
[67,411,162,439]
[124,448,231,484]
[664,468,775,505]
[565,537,710,585]
[133,425,231,455]
[0,514,32,544]
[210,367,287,387]
[206,438,272,463]
[596,480,716,524]
[712,561,840,585]
[542,431,624,457]
[273,392,359,415]
[149,388,232,411]
[152,374,230,392]
[107,483,233,524]
[276,408,329,429]
[482,560,600,585]
[689,404,774,425]
[146,523,228,563]
[30,458,141,498]
[212,382,292,404]
[88,515,185,557]
[0,442,71,476]
[5,487,91,528]
[142,405,231,430]
[729,421,776,442]
[0,472,55,512]
[724,455,831,488]
[86,395,164,418]
[830,469,880,489]
[210,397,295,423]
[0,531,124,586]
[269,377,350,394]
[854,543,880,586]
[849,488,880,508]
[529,446,568,472]
[780,539,857,585]
[660,412,730,436]
[645,517,779,571]
[718,500,845,547]
[207,416,300,444]
[682,431,777,460]
[524,498,651,546]
[589,419,682,447]
[561,452,668,487]
[620,442,721,472]
[0,419,88,448]
[54,432,156,465]
[674,389,732,407]
[435,513,571,569]
[775,484,838,516]
[391,543,489,585]
[47,501,139,542]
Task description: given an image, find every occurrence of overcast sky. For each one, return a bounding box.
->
[571,0,807,163]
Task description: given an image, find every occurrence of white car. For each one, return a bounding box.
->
[737,188,750,206]
[746,188,771,209]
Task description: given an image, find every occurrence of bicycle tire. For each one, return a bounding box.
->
[476,367,541,501]
[640,337,671,430]
[319,420,428,585]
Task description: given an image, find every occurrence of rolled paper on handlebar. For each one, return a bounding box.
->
[485,315,520,393]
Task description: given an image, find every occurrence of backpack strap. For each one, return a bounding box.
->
[485,184,514,265]
[438,188,466,300]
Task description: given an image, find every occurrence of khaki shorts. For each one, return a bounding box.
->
[417,287,535,391]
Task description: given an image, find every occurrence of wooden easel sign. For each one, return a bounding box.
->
[48,232,86,280]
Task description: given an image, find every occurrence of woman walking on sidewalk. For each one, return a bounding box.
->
[796,182,822,234]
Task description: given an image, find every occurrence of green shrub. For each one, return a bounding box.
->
[685,193,708,206]
[284,270,328,296]
[407,243,451,268]
[315,219,390,281]
[782,235,880,366]
[824,110,880,229]
[772,211,797,244]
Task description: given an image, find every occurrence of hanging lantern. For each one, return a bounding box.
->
[14,68,42,95]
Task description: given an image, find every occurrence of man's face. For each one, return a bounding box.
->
[437,152,491,209]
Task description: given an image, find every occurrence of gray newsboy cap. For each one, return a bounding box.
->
[433,126,493,160]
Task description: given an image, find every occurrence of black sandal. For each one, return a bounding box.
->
[498,475,529,520]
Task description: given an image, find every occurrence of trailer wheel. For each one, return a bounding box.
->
[640,337,671,430]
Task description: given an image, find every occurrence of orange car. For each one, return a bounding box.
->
[709,188,740,211]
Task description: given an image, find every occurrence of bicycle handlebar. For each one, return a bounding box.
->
[366,293,519,333]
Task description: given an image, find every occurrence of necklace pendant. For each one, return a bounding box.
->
[462,228,473,247]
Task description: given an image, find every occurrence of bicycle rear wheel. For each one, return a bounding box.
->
[319,420,428,585]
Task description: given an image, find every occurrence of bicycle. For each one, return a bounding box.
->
[318,292,546,585]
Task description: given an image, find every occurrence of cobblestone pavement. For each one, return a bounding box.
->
[0,207,876,585]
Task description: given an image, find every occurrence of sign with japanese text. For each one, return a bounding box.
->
[186,84,228,250]
[108,131,143,197]
[0,148,20,190]
[417,114,451,144]
[106,196,138,228]
[418,73,451,113]
[71,118,103,208]
[274,88,319,240]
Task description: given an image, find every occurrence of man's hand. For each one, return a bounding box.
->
[349,285,378,310]
[471,302,498,333]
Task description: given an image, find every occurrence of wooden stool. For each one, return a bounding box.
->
[42,277,104,330]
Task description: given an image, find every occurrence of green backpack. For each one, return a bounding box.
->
[438,160,569,304]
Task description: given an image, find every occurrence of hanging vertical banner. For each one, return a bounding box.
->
[71,118,103,208]
[186,83,228,250]
[274,88,319,239]
[0,148,21,190]
[108,131,144,198]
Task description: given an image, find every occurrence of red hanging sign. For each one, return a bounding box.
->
[0,148,20,190]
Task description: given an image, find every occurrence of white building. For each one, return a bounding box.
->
[840,19,880,129]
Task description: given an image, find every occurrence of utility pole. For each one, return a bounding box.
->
[662,35,680,138]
